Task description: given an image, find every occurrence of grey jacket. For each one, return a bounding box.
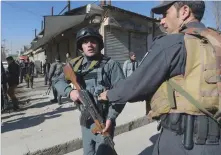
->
[48,60,63,82]
[123,59,139,77]
[106,22,206,103]
[54,55,126,122]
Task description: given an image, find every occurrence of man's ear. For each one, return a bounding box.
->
[180,5,191,21]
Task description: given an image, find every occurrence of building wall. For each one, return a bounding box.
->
[103,11,160,66]
[104,26,129,66]
[45,28,78,63]
[42,8,162,65]
[130,32,147,62]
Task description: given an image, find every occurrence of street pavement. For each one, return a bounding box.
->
[65,122,159,155]
[1,77,155,155]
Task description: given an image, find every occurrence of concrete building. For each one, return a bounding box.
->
[30,3,163,66]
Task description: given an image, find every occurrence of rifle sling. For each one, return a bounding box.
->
[167,80,221,126]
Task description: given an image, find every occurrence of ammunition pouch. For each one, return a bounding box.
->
[160,113,220,147]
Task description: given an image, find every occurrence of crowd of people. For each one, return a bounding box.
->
[1,53,74,112]
[1,1,221,155]
[1,56,36,111]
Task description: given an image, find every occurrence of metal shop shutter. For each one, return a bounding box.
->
[130,32,148,63]
[104,26,129,66]
[51,44,57,62]
[69,37,77,57]
[59,40,69,62]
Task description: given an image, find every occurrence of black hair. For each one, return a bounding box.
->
[6,56,14,61]
[174,1,205,21]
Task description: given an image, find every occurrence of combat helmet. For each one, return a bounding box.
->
[76,27,104,51]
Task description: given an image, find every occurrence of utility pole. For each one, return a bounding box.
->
[35,29,37,37]
[68,0,71,11]
[2,39,8,57]
[51,6,54,16]
[10,41,12,55]
[2,39,6,49]
[41,20,44,30]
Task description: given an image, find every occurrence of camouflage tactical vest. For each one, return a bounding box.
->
[150,28,221,120]
[69,55,111,126]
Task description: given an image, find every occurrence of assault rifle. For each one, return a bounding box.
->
[63,63,117,155]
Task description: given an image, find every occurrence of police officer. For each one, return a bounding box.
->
[25,58,35,88]
[19,59,26,83]
[43,58,51,85]
[54,27,126,155]
[98,1,221,155]
[48,55,63,105]
[6,56,20,110]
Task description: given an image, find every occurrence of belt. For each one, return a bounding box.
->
[160,113,221,145]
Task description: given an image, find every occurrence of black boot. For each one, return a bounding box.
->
[12,100,19,111]
[58,96,62,105]
[50,99,58,103]
[13,104,19,111]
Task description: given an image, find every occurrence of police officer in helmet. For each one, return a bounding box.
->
[54,27,126,155]
[98,1,221,155]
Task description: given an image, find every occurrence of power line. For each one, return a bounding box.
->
[2,1,43,19]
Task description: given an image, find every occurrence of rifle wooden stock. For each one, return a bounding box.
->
[63,63,117,154]
[63,63,108,133]
[92,120,109,136]
[63,63,81,91]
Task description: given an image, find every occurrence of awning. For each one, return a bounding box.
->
[19,55,28,60]
[32,14,87,50]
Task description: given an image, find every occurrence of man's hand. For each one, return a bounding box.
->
[214,110,221,124]
[70,90,81,102]
[102,119,112,134]
[98,90,108,101]
[96,119,112,134]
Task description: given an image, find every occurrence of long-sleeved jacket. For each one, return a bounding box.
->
[7,61,20,86]
[106,22,206,103]
[25,62,35,76]
[123,59,139,77]
[54,54,126,122]
[19,61,26,72]
[43,62,51,74]
[48,60,63,82]
[1,62,7,91]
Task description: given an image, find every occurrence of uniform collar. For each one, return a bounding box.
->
[185,21,206,29]
[180,21,206,32]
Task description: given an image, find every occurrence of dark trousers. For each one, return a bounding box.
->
[81,123,115,155]
[52,85,61,101]
[44,73,48,85]
[20,70,25,83]
[1,87,7,110]
[152,128,221,155]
